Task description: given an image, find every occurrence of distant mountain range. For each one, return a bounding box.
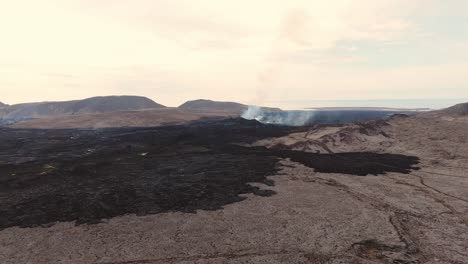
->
[0,96,265,128]
[1,95,466,129]
[0,97,281,121]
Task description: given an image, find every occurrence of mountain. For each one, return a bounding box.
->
[179,99,247,113]
[0,96,164,119]
[179,99,281,114]
[0,102,7,108]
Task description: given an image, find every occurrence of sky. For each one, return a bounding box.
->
[1,0,467,108]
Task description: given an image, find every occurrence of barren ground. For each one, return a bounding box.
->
[11,108,241,129]
[0,115,467,264]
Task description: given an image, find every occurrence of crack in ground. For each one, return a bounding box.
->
[388,176,459,215]
[411,173,468,204]
[281,161,425,263]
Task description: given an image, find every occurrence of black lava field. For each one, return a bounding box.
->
[0,118,420,229]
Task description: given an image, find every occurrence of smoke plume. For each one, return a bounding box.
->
[241,106,315,127]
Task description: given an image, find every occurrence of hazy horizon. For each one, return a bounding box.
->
[1,95,466,110]
[1,1,468,107]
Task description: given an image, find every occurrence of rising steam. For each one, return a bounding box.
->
[241,106,315,127]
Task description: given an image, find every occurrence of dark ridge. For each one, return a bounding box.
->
[389,113,410,119]
[69,96,165,113]
[179,99,247,112]
[0,118,419,229]
[178,99,281,114]
[0,95,165,119]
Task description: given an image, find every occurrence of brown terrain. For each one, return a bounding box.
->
[0,103,467,264]
[439,102,468,116]
[11,108,241,129]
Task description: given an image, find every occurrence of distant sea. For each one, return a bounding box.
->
[268,99,468,110]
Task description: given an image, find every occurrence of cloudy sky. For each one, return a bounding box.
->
[1,0,467,108]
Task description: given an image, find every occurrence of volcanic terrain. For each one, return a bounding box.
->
[0,105,467,264]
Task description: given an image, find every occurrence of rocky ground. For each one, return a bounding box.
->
[0,115,467,264]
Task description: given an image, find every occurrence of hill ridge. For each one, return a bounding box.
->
[0,95,164,119]
[179,99,247,111]
[441,102,468,116]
